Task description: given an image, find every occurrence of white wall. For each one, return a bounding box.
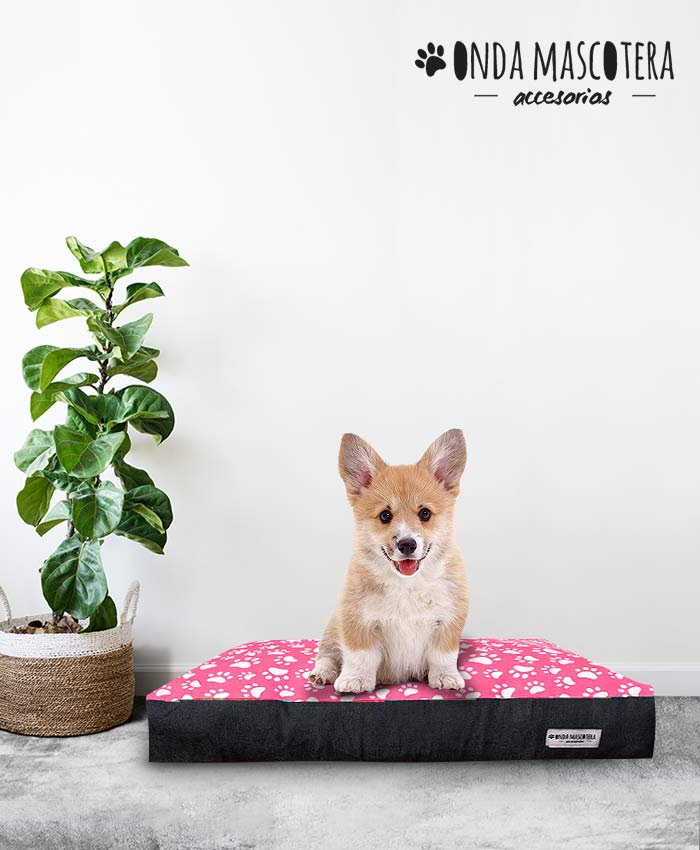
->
[1,1,698,691]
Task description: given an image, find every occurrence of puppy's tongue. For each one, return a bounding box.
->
[398,559,418,576]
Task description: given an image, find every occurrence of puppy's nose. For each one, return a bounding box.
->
[397,537,417,556]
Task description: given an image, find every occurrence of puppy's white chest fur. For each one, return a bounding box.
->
[361,568,455,682]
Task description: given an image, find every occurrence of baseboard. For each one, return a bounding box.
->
[603,664,700,698]
[134,663,700,698]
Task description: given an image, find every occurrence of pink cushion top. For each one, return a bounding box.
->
[147,638,654,702]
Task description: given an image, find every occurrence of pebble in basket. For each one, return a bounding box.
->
[1,236,188,737]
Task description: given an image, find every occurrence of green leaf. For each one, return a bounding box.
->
[21,268,93,310]
[99,241,128,273]
[117,385,174,443]
[88,313,153,360]
[113,282,164,317]
[130,502,165,533]
[36,297,103,328]
[107,357,158,383]
[118,345,159,364]
[113,457,154,491]
[72,481,124,538]
[90,392,125,425]
[125,237,188,269]
[116,484,172,553]
[23,345,98,392]
[22,345,58,391]
[40,457,84,493]
[62,388,138,431]
[83,594,118,632]
[64,405,98,439]
[59,387,101,425]
[41,535,106,619]
[125,484,173,529]
[115,510,166,554]
[30,392,57,421]
[66,237,128,275]
[30,373,99,421]
[107,345,159,382]
[53,425,125,479]
[40,347,101,391]
[65,237,102,274]
[36,500,72,536]
[14,429,55,474]
[17,474,55,526]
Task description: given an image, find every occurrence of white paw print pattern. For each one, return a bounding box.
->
[475,652,502,664]
[240,683,266,699]
[203,688,230,699]
[237,671,257,681]
[206,670,233,684]
[576,666,601,680]
[470,666,503,680]
[508,665,536,680]
[262,666,291,682]
[148,638,653,702]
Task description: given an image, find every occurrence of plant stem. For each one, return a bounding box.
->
[97,268,115,395]
[65,493,74,538]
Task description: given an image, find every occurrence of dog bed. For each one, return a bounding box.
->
[147,638,655,762]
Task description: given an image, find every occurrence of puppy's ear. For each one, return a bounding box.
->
[339,434,386,496]
[419,429,466,491]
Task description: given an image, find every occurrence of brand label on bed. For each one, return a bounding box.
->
[545,729,602,748]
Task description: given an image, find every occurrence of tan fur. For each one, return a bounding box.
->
[309,430,469,693]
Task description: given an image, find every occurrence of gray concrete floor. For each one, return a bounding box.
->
[0,698,698,850]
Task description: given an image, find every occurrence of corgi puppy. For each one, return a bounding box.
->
[309,429,469,694]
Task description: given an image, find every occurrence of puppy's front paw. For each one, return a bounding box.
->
[428,669,465,691]
[334,673,376,694]
[308,660,339,686]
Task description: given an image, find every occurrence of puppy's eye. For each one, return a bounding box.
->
[418,508,432,522]
[379,510,393,524]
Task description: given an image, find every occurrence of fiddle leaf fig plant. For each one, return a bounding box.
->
[14,237,188,631]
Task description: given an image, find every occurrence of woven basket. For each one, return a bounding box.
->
[0,582,139,737]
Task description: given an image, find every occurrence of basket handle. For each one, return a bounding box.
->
[0,586,11,624]
[120,581,140,625]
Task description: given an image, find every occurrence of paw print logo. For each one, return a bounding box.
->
[527,680,546,695]
[262,666,290,682]
[540,664,562,676]
[553,675,576,689]
[203,688,230,700]
[206,670,233,684]
[273,684,296,699]
[415,43,446,77]
[396,684,420,697]
[584,686,609,698]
